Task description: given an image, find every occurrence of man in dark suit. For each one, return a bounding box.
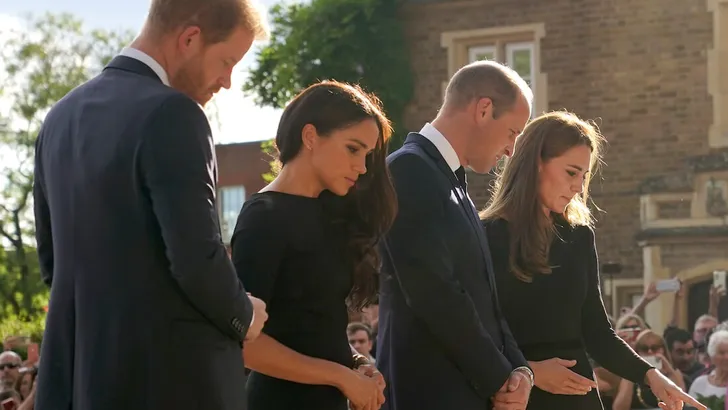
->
[377,61,534,410]
[32,1,270,409]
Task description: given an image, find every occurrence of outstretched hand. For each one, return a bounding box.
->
[645,369,706,410]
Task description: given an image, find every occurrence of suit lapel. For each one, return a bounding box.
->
[404,134,500,296]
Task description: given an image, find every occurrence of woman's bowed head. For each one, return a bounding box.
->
[272,80,397,310]
[480,110,605,282]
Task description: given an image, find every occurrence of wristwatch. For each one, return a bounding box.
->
[352,354,371,369]
[513,366,535,388]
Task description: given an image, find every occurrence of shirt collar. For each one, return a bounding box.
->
[119,47,170,86]
[419,122,461,172]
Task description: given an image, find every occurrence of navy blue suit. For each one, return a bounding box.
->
[377,133,528,409]
[33,56,253,410]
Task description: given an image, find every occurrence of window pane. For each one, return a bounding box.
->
[468,46,496,63]
[506,42,535,116]
[219,186,246,243]
[510,48,532,77]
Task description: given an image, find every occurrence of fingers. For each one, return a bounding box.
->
[671,389,705,410]
[560,380,592,395]
[492,389,528,405]
[373,372,386,389]
[357,364,375,377]
[556,358,577,367]
[492,403,524,410]
[507,373,521,392]
[567,373,598,389]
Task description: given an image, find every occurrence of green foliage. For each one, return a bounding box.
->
[695,393,725,410]
[0,13,133,320]
[260,139,281,183]
[0,314,46,348]
[243,0,413,149]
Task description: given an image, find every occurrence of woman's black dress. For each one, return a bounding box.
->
[483,218,653,410]
[231,192,353,410]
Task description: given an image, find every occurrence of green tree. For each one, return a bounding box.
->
[244,0,413,150]
[260,139,281,183]
[0,13,133,324]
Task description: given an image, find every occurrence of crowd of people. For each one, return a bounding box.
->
[0,0,719,409]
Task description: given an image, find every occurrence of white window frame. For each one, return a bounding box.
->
[219,185,246,244]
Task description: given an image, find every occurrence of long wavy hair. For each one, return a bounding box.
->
[479,111,605,282]
[275,80,397,310]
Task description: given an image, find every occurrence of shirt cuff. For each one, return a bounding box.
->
[513,366,535,388]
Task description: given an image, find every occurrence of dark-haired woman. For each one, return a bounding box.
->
[480,111,705,410]
[231,80,397,410]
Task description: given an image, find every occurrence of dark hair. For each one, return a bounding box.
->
[147,0,268,43]
[663,326,693,350]
[480,111,604,282]
[275,80,397,310]
[347,322,373,340]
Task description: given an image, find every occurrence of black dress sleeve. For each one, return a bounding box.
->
[580,226,653,384]
[230,196,285,306]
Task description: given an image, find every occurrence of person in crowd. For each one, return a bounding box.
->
[15,366,37,401]
[480,111,705,410]
[0,352,22,391]
[688,329,728,401]
[231,80,394,410]
[616,314,648,332]
[613,329,685,410]
[664,326,703,390]
[347,322,376,364]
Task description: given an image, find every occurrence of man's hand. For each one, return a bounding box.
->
[357,364,386,407]
[244,294,268,342]
[492,370,531,410]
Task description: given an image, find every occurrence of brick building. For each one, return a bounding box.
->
[400,0,728,331]
[215,141,271,244]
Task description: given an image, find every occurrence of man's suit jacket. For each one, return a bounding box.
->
[32,56,253,410]
[377,133,528,410]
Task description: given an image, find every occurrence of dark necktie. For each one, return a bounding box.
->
[455,166,467,191]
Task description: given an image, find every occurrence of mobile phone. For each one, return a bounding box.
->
[655,278,680,293]
[27,343,39,364]
[643,355,662,370]
[1,398,16,410]
[714,270,726,291]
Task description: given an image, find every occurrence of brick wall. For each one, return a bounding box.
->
[400,0,715,278]
[215,141,271,194]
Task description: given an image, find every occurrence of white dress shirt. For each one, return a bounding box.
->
[119,47,170,86]
[419,122,460,172]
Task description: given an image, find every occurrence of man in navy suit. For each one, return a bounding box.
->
[377,61,534,410]
[32,1,269,409]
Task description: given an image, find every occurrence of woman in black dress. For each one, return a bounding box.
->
[231,81,396,410]
[480,111,705,410]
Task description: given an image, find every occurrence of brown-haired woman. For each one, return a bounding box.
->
[231,80,397,410]
[613,330,686,410]
[480,111,704,410]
